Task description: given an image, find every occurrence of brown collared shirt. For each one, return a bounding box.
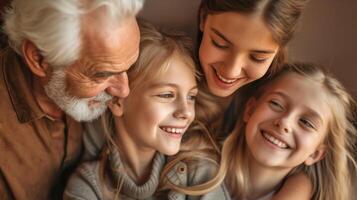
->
[0,48,83,199]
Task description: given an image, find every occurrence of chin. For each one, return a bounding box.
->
[209,87,234,97]
[162,148,180,156]
[64,101,107,122]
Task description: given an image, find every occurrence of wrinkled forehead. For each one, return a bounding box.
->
[81,14,139,47]
[78,14,140,66]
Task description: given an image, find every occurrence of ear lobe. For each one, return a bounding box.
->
[304,145,326,166]
[243,98,257,123]
[108,97,124,117]
[22,40,50,77]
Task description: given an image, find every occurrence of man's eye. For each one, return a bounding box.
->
[93,72,113,78]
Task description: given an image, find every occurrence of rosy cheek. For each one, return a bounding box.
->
[199,37,213,56]
[189,108,195,122]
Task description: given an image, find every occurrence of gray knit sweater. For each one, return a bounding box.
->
[64,148,230,200]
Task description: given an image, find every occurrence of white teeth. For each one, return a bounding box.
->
[161,127,184,134]
[262,132,288,149]
[216,71,238,83]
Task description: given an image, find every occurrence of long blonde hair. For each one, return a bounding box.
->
[98,20,198,200]
[158,120,223,195]
[219,63,357,200]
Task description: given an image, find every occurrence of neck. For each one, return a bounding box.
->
[246,154,292,199]
[114,119,156,185]
[32,76,64,120]
[218,95,234,110]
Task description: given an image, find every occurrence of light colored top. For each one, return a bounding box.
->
[64,146,231,200]
[81,118,106,161]
[242,190,275,200]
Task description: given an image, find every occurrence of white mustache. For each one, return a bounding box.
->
[45,69,113,121]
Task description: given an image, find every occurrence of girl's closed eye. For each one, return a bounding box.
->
[250,54,269,63]
[269,99,285,112]
[211,38,229,49]
[299,118,316,130]
[156,92,174,99]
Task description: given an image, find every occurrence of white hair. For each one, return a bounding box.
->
[44,68,112,121]
[3,0,144,68]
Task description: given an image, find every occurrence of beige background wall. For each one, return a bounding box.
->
[289,0,357,99]
[140,0,357,99]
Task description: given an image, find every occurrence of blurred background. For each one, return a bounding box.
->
[139,0,357,99]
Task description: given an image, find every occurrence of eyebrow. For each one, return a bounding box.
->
[211,28,233,45]
[92,69,123,76]
[148,83,198,91]
[271,91,324,125]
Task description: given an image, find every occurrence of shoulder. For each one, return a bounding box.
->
[64,161,102,200]
[272,172,312,200]
[185,158,219,186]
[163,159,212,189]
[82,117,106,161]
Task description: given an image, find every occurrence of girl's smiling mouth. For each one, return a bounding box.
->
[260,129,290,149]
[160,126,187,138]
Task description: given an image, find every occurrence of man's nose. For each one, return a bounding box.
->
[105,72,130,98]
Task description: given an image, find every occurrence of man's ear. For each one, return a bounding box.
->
[243,97,257,123]
[304,145,326,166]
[22,40,50,77]
[108,97,124,117]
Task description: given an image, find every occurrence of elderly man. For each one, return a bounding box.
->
[0,0,144,199]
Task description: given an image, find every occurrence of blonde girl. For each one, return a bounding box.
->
[218,63,357,200]
[64,21,229,200]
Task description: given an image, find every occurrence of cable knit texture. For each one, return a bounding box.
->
[64,149,231,200]
[108,149,165,199]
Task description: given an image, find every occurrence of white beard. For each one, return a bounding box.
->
[44,69,112,121]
